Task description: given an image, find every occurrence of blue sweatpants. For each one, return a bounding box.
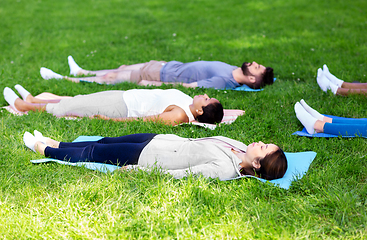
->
[324,118,367,137]
[44,133,157,166]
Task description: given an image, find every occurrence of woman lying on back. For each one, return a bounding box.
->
[24,131,288,180]
[4,85,223,125]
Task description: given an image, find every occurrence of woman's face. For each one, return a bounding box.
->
[192,94,219,109]
[246,141,279,163]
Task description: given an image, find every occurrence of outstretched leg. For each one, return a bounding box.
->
[340,82,367,89]
[4,87,49,112]
[295,100,367,136]
[64,70,134,84]
[336,87,367,96]
[322,64,367,96]
[14,99,48,112]
[323,122,367,137]
[41,67,140,85]
[15,84,66,104]
[76,63,146,76]
[68,56,146,76]
[45,133,156,166]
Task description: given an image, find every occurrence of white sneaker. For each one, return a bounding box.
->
[3,87,20,111]
[34,130,47,144]
[40,67,64,80]
[68,55,82,76]
[23,131,37,152]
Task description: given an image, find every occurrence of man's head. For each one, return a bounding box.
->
[241,62,274,89]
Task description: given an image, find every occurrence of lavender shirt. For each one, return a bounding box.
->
[160,61,241,89]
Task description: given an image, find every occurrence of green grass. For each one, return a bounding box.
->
[1,0,367,238]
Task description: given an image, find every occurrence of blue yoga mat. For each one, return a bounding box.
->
[31,135,316,189]
[224,151,316,189]
[232,78,276,92]
[293,115,367,138]
[233,84,263,92]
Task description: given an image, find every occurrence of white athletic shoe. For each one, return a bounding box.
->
[68,55,82,76]
[40,67,64,80]
[3,87,20,111]
[23,131,37,152]
[34,130,47,144]
[14,84,31,100]
[316,68,330,92]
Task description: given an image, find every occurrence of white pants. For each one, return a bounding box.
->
[46,90,127,118]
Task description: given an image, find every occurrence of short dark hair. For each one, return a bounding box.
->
[260,67,274,88]
[240,147,287,180]
[196,102,224,124]
[241,62,274,89]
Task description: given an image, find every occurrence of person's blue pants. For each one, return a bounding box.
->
[44,133,157,166]
[324,118,367,137]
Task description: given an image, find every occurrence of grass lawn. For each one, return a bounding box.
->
[1,0,367,238]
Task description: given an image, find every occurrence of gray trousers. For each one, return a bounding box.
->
[46,90,128,118]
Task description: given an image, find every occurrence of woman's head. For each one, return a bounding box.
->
[193,94,224,124]
[240,142,287,180]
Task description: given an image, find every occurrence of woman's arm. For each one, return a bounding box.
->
[122,163,234,180]
[165,163,232,180]
[93,105,189,126]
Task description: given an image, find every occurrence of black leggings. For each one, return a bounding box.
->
[44,133,157,166]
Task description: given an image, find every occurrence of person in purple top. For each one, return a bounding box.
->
[40,56,274,90]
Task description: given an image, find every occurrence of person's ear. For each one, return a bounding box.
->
[252,158,261,169]
[248,75,256,84]
[196,108,204,115]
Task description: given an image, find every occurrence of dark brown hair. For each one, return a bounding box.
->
[260,67,274,88]
[196,101,224,124]
[241,62,274,89]
[240,147,287,180]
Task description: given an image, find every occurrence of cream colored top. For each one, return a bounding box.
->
[134,134,247,180]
